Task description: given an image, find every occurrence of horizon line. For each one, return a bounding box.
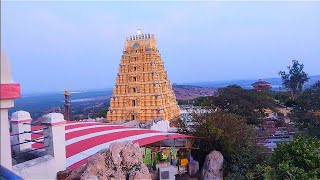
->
[21,74,320,95]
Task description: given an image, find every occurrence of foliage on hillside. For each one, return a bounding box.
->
[290,81,320,138]
[269,91,297,107]
[279,60,309,98]
[206,85,277,125]
[263,137,320,180]
[176,111,267,179]
[178,96,210,106]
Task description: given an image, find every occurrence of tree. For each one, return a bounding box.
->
[279,60,309,99]
[268,136,320,179]
[271,91,297,107]
[290,81,320,138]
[176,111,268,179]
[205,85,277,125]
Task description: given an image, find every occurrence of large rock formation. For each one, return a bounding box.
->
[57,141,151,180]
[201,150,224,180]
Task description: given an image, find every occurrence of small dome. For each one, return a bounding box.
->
[42,113,65,124]
[11,111,31,120]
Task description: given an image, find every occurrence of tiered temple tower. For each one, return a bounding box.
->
[107,30,180,122]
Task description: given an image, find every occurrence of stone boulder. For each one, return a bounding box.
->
[57,141,151,180]
[201,150,224,180]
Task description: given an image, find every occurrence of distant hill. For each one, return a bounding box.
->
[11,85,217,118]
[10,75,319,119]
[10,90,113,120]
[172,84,216,100]
[183,75,320,89]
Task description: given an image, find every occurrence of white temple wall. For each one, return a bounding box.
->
[13,155,58,179]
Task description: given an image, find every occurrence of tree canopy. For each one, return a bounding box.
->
[290,81,320,138]
[268,136,320,180]
[176,111,267,179]
[270,91,297,107]
[204,85,277,125]
[279,60,309,98]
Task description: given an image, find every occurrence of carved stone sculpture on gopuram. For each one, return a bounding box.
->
[107,30,180,122]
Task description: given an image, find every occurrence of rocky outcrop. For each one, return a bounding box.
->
[57,141,151,180]
[201,150,224,180]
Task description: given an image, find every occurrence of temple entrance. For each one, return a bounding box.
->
[131,115,135,120]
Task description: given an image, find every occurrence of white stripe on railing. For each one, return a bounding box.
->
[66,124,122,133]
[66,128,149,146]
[66,121,99,126]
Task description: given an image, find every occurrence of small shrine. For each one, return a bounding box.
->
[252,79,271,91]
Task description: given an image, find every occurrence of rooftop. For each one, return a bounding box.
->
[29,121,191,169]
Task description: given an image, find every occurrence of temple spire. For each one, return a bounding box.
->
[107,32,180,122]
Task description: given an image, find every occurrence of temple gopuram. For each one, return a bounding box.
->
[107,30,180,122]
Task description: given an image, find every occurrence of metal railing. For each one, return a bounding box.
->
[12,145,49,159]
[10,123,49,160]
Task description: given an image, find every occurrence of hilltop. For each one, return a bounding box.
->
[172,84,216,100]
[183,75,320,89]
[10,76,319,119]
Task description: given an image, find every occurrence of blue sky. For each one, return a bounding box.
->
[2,1,320,93]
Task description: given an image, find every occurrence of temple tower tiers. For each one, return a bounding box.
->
[107,30,180,122]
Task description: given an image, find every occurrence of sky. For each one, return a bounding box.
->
[2,1,320,93]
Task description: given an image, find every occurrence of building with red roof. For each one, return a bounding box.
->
[252,79,271,91]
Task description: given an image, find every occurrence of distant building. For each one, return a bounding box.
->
[252,79,271,91]
[107,30,180,122]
